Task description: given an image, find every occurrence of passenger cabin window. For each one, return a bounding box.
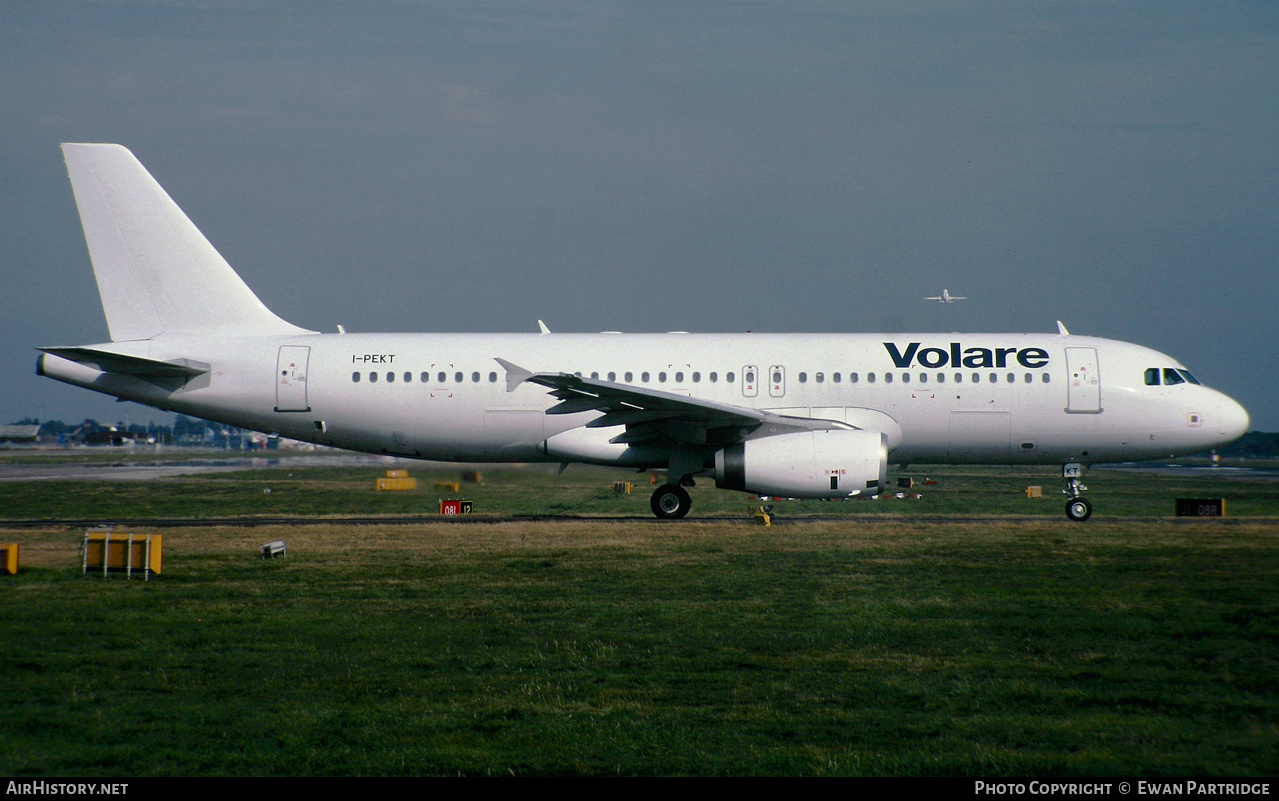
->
[437,371,446,383]
[369,372,378,383]
[421,372,429,383]
[726,372,736,383]
[625,372,633,382]
[352,372,361,383]
[386,372,394,383]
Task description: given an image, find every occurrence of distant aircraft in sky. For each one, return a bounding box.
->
[925,289,966,303]
[38,145,1250,520]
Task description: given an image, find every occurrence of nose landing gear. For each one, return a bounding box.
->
[1062,462,1092,521]
[1066,495,1093,521]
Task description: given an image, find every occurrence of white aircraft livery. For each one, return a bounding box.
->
[39,144,1251,520]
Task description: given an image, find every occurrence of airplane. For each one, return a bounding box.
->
[925,289,966,303]
[37,144,1250,521]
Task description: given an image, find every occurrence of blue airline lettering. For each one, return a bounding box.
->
[884,342,1050,369]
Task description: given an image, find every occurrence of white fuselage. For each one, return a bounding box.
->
[40,330,1251,468]
[42,144,1254,519]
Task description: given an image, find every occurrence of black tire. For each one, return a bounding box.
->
[651,484,691,519]
[1065,497,1093,522]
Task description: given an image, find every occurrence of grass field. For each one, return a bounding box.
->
[1,457,1277,775]
[0,453,1277,520]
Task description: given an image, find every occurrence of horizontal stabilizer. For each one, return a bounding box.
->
[38,347,209,378]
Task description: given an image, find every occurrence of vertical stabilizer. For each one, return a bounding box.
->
[61,143,312,341]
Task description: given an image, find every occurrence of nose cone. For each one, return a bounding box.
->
[1211,392,1250,446]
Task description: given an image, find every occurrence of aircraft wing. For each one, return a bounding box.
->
[496,358,851,447]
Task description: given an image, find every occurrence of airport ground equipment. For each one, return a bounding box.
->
[82,530,161,580]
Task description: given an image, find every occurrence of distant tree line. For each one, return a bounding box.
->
[6,415,237,445]
[1211,431,1279,459]
[7,416,1278,457]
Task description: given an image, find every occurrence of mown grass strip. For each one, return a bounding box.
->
[2,519,1275,776]
[1,461,1277,520]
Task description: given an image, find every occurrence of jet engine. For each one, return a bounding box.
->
[714,429,887,499]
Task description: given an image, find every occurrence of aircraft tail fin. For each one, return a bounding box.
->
[61,143,312,341]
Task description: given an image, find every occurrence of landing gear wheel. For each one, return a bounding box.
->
[651,484,691,519]
[1065,497,1093,522]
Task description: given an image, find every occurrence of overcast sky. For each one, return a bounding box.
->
[2,1,1276,429]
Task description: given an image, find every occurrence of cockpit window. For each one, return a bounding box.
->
[1163,368,1185,386]
[1177,369,1201,385]
[1145,368,1160,386]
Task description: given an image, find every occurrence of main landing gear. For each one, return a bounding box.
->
[651,453,701,519]
[651,483,692,519]
[1062,462,1092,521]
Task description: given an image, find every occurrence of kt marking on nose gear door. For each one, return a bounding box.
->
[275,345,311,412]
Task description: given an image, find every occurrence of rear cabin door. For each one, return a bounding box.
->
[275,346,311,412]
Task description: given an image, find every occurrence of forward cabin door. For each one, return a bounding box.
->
[1065,347,1102,413]
[275,345,311,412]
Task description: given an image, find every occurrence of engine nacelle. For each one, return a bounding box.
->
[715,429,887,499]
